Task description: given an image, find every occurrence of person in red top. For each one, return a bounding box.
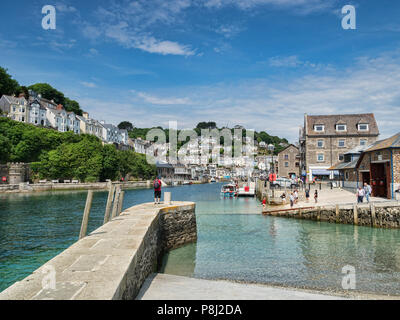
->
[154,176,162,205]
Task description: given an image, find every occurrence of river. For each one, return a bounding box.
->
[1,183,400,295]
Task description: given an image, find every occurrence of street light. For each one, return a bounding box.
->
[268,144,275,173]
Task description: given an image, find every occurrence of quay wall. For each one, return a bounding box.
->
[0,201,197,300]
[265,202,400,229]
[0,181,151,193]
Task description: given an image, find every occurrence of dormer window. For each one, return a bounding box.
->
[314,125,325,132]
[358,123,369,131]
[336,124,347,132]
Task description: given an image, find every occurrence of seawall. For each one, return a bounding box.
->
[264,202,400,229]
[0,181,151,193]
[0,201,196,300]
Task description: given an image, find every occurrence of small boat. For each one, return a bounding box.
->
[210,178,216,183]
[221,184,238,197]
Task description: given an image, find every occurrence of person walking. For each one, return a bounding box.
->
[262,197,267,210]
[314,190,318,204]
[357,187,365,204]
[294,190,299,204]
[364,183,372,203]
[290,193,295,208]
[154,176,162,205]
[305,189,310,203]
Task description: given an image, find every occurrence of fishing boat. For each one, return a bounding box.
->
[221,184,238,197]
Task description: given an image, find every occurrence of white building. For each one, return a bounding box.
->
[28,98,47,126]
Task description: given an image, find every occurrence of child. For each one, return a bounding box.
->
[262,197,267,209]
[314,190,318,204]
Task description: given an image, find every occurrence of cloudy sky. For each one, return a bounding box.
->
[1,0,399,142]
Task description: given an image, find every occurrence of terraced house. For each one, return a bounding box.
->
[299,113,380,182]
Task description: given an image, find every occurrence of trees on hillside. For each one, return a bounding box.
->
[0,67,20,97]
[118,121,134,132]
[0,118,156,182]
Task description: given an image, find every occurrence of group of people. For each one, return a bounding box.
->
[356,183,372,204]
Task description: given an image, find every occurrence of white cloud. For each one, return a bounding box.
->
[137,92,193,105]
[81,82,97,88]
[56,3,77,13]
[268,55,327,69]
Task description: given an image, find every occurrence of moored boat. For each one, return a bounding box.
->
[221,184,238,197]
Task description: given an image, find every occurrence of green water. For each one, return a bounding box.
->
[1,183,400,295]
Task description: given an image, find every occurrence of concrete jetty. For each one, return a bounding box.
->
[137,274,349,300]
[0,201,196,300]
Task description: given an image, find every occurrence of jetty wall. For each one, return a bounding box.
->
[265,202,400,229]
[0,201,196,300]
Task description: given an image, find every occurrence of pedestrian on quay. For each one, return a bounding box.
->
[364,183,372,203]
[153,176,162,205]
[262,197,267,210]
[305,189,310,203]
[290,192,295,208]
[294,190,299,204]
[314,190,318,203]
[356,186,365,204]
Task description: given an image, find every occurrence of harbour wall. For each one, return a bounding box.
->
[265,202,400,229]
[0,181,151,193]
[0,201,197,300]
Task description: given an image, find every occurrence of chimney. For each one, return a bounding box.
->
[56,104,64,110]
[83,112,89,119]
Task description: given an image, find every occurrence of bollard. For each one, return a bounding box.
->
[79,190,94,240]
[371,203,377,227]
[103,184,115,224]
[111,185,121,219]
[353,204,358,226]
[117,191,125,216]
[335,204,340,223]
[164,192,172,205]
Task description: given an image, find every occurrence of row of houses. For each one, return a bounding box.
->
[274,113,399,199]
[0,92,128,146]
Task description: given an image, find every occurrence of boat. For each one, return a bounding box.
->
[221,184,238,197]
[210,178,216,183]
[237,182,256,197]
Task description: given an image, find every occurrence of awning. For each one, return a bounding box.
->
[312,169,339,176]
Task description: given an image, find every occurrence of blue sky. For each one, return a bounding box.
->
[1,0,400,142]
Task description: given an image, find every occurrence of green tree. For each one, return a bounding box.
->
[101,144,120,181]
[0,67,20,97]
[0,135,11,163]
[118,121,134,132]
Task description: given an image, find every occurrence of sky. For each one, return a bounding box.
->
[0,0,400,142]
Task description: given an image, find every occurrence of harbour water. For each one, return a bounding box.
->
[1,183,400,295]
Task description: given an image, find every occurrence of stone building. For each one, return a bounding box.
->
[277,144,300,178]
[299,113,379,182]
[0,163,30,185]
[356,132,400,199]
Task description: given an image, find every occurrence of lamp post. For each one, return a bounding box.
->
[268,144,275,174]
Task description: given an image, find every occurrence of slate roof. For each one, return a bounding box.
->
[305,113,379,136]
[364,132,400,152]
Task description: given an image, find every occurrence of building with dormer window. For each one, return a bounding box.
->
[299,113,379,182]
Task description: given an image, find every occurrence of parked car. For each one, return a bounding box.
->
[271,177,299,189]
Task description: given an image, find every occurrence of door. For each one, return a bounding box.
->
[370,163,387,198]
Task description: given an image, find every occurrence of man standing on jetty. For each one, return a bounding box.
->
[154,176,162,205]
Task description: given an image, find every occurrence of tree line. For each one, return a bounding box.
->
[0,118,156,182]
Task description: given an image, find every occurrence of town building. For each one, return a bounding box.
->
[277,144,300,178]
[328,144,372,191]
[28,97,47,126]
[0,95,29,123]
[299,113,379,182]
[355,133,400,199]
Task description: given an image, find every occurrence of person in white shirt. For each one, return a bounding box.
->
[364,183,372,203]
[356,187,365,204]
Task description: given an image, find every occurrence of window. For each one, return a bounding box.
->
[339,154,344,161]
[314,125,325,132]
[345,172,349,180]
[360,139,367,146]
[336,124,347,131]
[338,139,346,147]
[358,124,369,131]
[317,154,324,162]
[285,162,289,167]
[284,154,289,160]
[317,139,324,148]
